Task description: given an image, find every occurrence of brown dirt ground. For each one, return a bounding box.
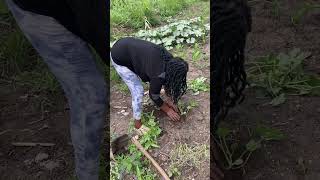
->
[0,84,75,180]
[222,1,320,180]
[110,41,210,180]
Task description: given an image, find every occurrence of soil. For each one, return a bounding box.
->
[0,84,75,180]
[221,1,320,180]
[110,42,211,180]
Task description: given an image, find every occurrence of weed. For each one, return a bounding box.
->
[172,44,189,60]
[291,2,320,25]
[0,0,14,27]
[271,0,280,18]
[110,66,122,83]
[14,68,60,93]
[247,48,320,106]
[191,43,202,62]
[178,99,198,116]
[169,143,209,178]
[0,30,62,93]
[110,112,162,179]
[0,30,35,77]
[188,77,210,94]
[215,124,285,170]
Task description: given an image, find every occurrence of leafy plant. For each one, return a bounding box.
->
[135,17,209,50]
[178,99,198,116]
[247,48,320,106]
[110,111,162,179]
[188,77,210,94]
[291,2,320,25]
[215,125,285,170]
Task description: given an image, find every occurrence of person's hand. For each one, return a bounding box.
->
[160,102,180,121]
[135,120,142,129]
[166,98,180,114]
[166,108,180,121]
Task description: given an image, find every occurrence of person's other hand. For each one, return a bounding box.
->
[134,120,142,129]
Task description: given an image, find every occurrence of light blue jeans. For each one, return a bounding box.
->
[6,0,108,179]
[110,53,144,120]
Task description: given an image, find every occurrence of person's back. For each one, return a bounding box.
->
[111,37,172,82]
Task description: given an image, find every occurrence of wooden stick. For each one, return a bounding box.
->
[0,130,11,136]
[12,142,55,147]
[131,137,170,180]
[28,118,45,125]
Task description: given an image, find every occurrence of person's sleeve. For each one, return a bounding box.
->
[149,78,164,107]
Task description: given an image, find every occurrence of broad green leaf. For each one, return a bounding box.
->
[216,127,231,138]
[270,93,286,106]
[233,159,244,166]
[255,125,285,141]
[246,140,261,152]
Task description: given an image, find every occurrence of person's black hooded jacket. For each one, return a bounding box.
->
[13,0,109,63]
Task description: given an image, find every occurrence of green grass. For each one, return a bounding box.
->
[111,0,198,29]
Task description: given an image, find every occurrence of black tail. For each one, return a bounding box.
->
[212,0,252,131]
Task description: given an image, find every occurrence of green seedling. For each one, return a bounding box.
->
[188,77,210,94]
[178,99,198,116]
[192,43,202,62]
[215,125,285,170]
[247,48,320,106]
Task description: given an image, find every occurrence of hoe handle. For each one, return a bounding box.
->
[131,137,170,180]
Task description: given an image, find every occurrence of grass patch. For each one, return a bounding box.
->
[110,0,198,29]
[168,143,209,178]
[0,30,62,93]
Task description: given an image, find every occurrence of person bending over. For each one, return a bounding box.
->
[110,37,189,129]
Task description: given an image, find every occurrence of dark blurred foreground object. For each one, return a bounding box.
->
[212,0,252,131]
[211,0,252,179]
[13,0,108,62]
